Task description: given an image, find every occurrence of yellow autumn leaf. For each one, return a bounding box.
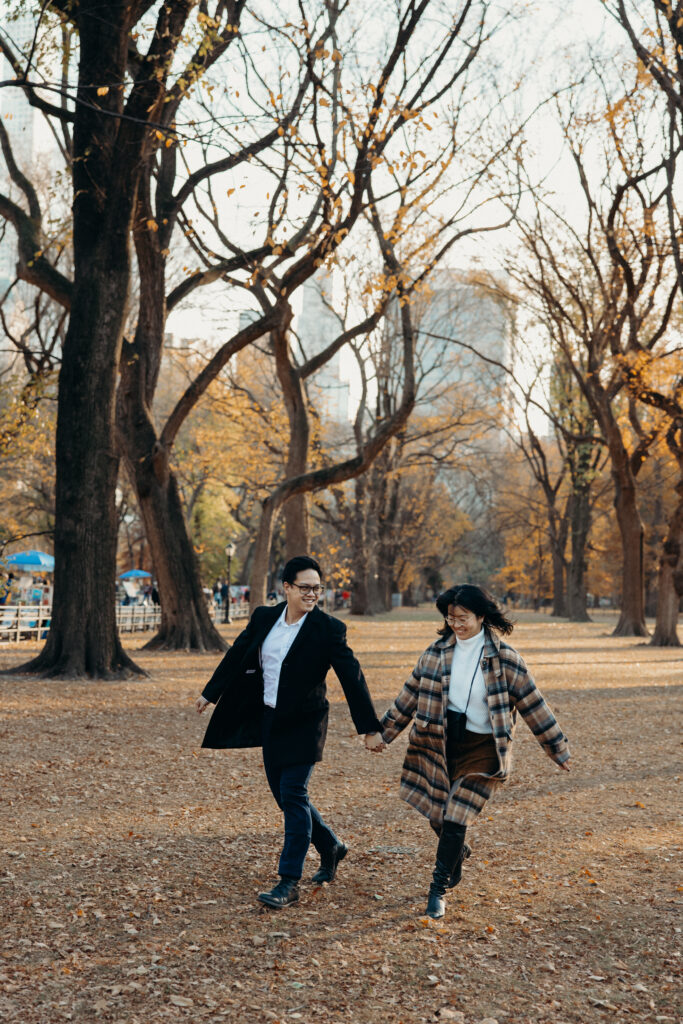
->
[96,87,109,97]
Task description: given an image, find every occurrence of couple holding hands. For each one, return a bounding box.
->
[196,555,570,920]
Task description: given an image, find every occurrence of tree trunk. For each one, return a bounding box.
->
[116,200,226,653]
[284,495,310,557]
[546,493,568,617]
[650,480,683,646]
[348,475,386,614]
[350,567,373,615]
[567,488,592,622]
[17,4,144,677]
[612,473,649,637]
[550,545,567,617]
[249,498,279,608]
[272,319,311,558]
[19,261,142,677]
[586,378,649,637]
[125,447,227,651]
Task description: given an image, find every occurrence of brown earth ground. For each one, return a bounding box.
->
[0,610,681,1024]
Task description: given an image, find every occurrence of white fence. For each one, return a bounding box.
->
[0,600,250,643]
[0,605,51,643]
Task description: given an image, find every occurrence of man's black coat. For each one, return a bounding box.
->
[201,603,381,766]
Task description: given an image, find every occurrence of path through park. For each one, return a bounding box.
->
[0,612,681,1024]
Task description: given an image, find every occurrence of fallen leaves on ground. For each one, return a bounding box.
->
[0,611,681,1024]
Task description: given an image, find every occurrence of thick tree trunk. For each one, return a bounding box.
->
[17,2,144,677]
[272,318,312,559]
[284,495,310,557]
[586,379,649,637]
[612,475,649,637]
[249,498,279,608]
[551,546,567,617]
[650,481,683,646]
[116,207,225,652]
[126,449,227,651]
[350,568,373,615]
[349,476,385,614]
[567,488,592,622]
[19,262,142,677]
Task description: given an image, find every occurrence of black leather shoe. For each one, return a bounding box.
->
[257,877,300,908]
[311,842,348,884]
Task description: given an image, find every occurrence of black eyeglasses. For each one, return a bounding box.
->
[288,583,323,596]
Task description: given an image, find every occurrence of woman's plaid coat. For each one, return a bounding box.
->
[380,628,570,827]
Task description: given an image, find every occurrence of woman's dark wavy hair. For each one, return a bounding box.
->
[436,584,514,637]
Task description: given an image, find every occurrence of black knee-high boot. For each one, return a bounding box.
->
[425,822,468,919]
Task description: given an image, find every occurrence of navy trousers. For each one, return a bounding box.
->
[262,710,339,879]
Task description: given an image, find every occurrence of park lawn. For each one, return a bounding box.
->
[0,612,681,1024]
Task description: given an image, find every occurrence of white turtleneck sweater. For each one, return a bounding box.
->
[446,627,492,734]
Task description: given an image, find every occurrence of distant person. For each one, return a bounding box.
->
[196,555,384,908]
[220,579,229,623]
[0,573,14,605]
[379,584,570,920]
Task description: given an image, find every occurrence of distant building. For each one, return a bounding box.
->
[412,269,512,403]
[296,272,351,424]
[0,12,38,297]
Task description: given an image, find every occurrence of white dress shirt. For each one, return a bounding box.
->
[447,628,491,734]
[261,607,308,708]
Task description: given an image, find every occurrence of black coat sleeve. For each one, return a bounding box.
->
[328,619,382,734]
[201,609,262,704]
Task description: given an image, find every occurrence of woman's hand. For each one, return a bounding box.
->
[195,696,210,714]
[365,732,385,752]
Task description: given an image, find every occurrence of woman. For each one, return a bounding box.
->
[380,584,570,920]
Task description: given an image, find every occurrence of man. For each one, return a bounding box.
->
[196,555,384,908]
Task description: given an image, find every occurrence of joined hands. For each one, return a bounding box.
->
[364,732,385,753]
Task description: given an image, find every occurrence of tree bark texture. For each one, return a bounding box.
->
[273,322,311,558]
[611,469,649,637]
[249,498,279,608]
[566,488,592,622]
[586,381,649,637]
[650,478,683,647]
[116,193,226,652]
[18,2,151,677]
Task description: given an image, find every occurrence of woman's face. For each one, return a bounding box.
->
[446,604,484,641]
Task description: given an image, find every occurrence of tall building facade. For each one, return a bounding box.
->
[0,12,39,299]
[296,272,351,424]
[412,268,512,402]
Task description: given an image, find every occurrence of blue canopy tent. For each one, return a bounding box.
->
[3,550,55,573]
[118,569,152,579]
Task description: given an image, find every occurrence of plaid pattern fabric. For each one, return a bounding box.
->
[380,628,569,827]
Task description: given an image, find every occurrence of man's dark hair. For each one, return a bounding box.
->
[282,555,323,585]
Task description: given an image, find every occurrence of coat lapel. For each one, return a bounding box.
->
[439,635,455,725]
[252,603,285,656]
[284,603,320,662]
